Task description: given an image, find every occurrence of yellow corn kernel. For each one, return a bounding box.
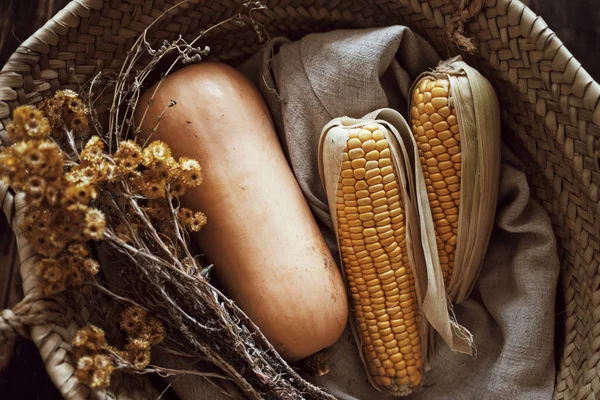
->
[336,125,422,392]
[411,78,460,287]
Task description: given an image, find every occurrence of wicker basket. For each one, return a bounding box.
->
[1,0,599,398]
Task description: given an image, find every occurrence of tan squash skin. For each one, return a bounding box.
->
[135,63,348,362]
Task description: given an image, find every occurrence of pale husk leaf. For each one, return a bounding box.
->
[449,61,501,302]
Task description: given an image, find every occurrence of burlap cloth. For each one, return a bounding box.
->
[157,26,559,399]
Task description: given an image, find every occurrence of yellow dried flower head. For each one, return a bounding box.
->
[5,124,19,143]
[188,211,207,232]
[45,182,64,206]
[128,348,151,369]
[72,329,89,348]
[144,157,177,182]
[84,209,106,240]
[74,356,95,387]
[35,258,64,282]
[141,180,166,200]
[120,305,147,336]
[87,325,106,349]
[67,264,86,287]
[29,231,64,258]
[81,166,103,183]
[0,141,49,190]
[4,140,65,186]
[114,141,143,174]
[0,153,18,186]
[61,89,79,100]
[75,363,92,388]
[142,141,172,166]
[169,179,186,197]
[8,105,50,142]
[43,266,64,285]
[68,242,89,258]
[37,141,65,180]
[35,258,67,295]
[53,209,82,242]
[116,158,138,175]
[81,136,104,163]
[23,147,45,172]
[26,188,45,208]
[60,253,97,287]
[64,204,89,238]
[126,338,151,352]
[24,117,50,140]
[11,140,30,156]
[77,355,94,372]
[41,90,89,136]
[178,157,203,187]
[75,354,114,390]
[70,114,89,133]
[122,305,147,324]
[49,229,67,247]
[65,184,97,205]
[26,175,46,192]
[94,354,112,370]
[141,316,165,346]
[116,141,142,160]
[41,100,60,121]
[64,91,85,111]
[98,161,119,182]
[58,252,79,268]
[120,318,143,337]
[45,280,67,296]
[94,366,114,388]
[90,366,113,390]
[72,325,106,352]
[177,208,194,225]
[66,165,103,186]
[82,258,100,276]
[25,209,54,231]
[25,176,46,207]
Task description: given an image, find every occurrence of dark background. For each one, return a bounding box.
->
[0,0,598,399]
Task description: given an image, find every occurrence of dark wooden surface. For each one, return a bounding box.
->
[0,2,70,399]
[529,0,600,81]
[0,0,597,398]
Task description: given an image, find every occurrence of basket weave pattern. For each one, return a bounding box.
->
[1,0,599,399]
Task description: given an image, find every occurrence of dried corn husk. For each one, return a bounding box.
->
[409,57,501,303]
[318,110,473,396]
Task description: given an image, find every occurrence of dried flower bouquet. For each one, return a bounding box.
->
[0,2,334,399]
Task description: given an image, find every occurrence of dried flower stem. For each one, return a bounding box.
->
[45,1,336,398]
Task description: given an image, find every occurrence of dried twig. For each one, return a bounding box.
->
[77,2,336,399]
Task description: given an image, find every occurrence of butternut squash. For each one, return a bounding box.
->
[135,63,348,361]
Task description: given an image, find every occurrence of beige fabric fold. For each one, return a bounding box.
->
[160,26,559,399]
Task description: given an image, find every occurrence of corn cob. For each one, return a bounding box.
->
[410,79,460,287]
[320,108,482,393]
[409,57,501,302]
[334,123,422,393]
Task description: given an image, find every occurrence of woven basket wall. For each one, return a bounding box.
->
[1,0,599,399]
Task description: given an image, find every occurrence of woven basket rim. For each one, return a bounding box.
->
[2,0,598,121]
